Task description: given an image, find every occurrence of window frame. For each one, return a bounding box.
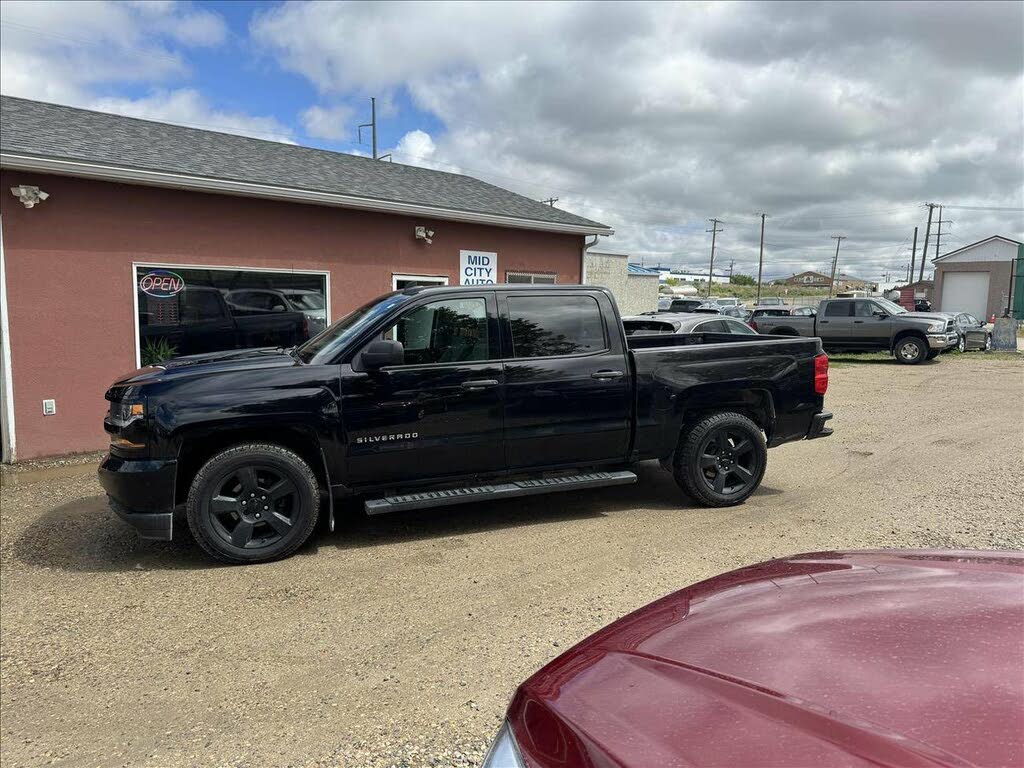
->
[132,261,330,369]
[392,274,449,291]
[505,271,557,285]
[500,292,610,360]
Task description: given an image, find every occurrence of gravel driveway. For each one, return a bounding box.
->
[2,354,1022,768]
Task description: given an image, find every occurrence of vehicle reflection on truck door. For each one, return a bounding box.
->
[341,294,505,487]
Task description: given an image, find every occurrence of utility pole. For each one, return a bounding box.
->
[540,197,559,207]
[358,97,379,160]
[934,205,944,261]
[706,218,723,297]
[728,259,735,277]
[919,203,937,282]
[755,213,768,305]
[909,226,918,284]
[828,235,847,297]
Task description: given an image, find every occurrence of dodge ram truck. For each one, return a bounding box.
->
[101,285,833,564]
[751,296,958,364]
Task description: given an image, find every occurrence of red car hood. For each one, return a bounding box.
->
[509,550,1024,768]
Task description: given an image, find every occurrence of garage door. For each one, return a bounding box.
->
[941,271,990,319]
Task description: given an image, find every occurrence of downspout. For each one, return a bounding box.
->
[581,234,601,284]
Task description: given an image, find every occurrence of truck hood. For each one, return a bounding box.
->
[509,550,1023,768]
[898,312,950,324]
[111,347,298,387]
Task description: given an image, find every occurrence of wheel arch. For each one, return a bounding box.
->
[675,388,776,449]
[891,328,928,351]
[174,426,329,507]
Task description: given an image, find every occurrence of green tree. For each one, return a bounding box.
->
[730,273,756,286]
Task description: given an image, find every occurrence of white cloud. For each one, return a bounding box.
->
[300,104,354,141]
[0,0,280,143]
[253,0,1024,279]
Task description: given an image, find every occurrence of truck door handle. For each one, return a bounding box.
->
[461,379,499,391]
[592,370,625,380]
[853,320,864,324]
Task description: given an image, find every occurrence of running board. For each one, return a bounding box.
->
[364,470,637,515]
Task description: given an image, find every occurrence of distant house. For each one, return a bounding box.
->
[781,270,831,287]
[778,270,877,291]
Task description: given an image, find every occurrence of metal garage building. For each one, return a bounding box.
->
[933,235,1022,320]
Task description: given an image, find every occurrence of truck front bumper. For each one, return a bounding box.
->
[806,411,834,440]
[98,454,176,541]
[926,332,958,350]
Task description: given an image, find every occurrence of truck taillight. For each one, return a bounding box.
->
[814,353,829,395]
[749,320,758,332]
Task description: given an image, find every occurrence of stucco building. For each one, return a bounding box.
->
[0,96,611,461]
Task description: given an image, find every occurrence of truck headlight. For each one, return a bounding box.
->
[481,722,526,768]
[927,322,944,333]
[110,400,146,427]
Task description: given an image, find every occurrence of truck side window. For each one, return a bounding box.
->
[853,301,875,317]
[507,295,606,358]
[385,298,488,365]
[824,302,851,317]
[182,290,224,323]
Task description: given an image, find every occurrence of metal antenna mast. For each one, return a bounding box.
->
[358,97,379,160]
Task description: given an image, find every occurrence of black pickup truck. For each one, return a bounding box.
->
[139,286,309,363]
[101,285,833,564]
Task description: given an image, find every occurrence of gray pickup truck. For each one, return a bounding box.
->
[753,297,958,364]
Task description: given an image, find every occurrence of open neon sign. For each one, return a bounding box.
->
[139,270,185,298]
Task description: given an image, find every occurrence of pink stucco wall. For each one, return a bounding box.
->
[0,171,584,460]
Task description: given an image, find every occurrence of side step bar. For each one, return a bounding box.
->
[364,470,637,515]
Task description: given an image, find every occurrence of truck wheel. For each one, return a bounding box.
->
[674,412,767,507]
[186,443,320,564]
[894,336,927,365]
[956,335,966,353]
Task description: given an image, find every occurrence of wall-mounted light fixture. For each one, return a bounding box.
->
[414,226,434,245]
[10,185,49,208]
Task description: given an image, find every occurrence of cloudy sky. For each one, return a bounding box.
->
[2,0,1021,281]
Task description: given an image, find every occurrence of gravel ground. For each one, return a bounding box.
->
[2,355,1022,768]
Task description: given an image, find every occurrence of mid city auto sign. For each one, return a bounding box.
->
[459,250,498,285]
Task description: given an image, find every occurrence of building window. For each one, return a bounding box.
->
[393,274,449,290]
[135,265,328,367]
[506,271,557,284]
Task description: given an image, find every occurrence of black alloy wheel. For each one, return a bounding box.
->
[674,411,767,507]
[186,443,320,564]
[207,464,299,549]
[698,428,758,495]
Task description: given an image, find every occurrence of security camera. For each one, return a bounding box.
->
[10,185,49,208]
[414,225,434,245]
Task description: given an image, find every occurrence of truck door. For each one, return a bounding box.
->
[817,300,852,341]
[500,290,631,472]
[341,293,505,487]
[850,299,891,348]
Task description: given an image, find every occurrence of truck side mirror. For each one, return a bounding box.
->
[361,340,404,370]
[873,310,888,319]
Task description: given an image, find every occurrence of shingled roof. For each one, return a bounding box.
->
[0,95,611,235]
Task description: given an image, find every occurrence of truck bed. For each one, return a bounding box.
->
[628,332,825,457]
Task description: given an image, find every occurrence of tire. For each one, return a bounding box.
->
[673,412,767,507]
[186,443,320,564]
[984,334,992,352]
[956,335,966,353]
[894,336,928,365]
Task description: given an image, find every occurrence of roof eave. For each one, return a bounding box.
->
[0,152,614,237]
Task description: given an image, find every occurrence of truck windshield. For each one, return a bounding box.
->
[873,297,908,315]
[295,293,410,364]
